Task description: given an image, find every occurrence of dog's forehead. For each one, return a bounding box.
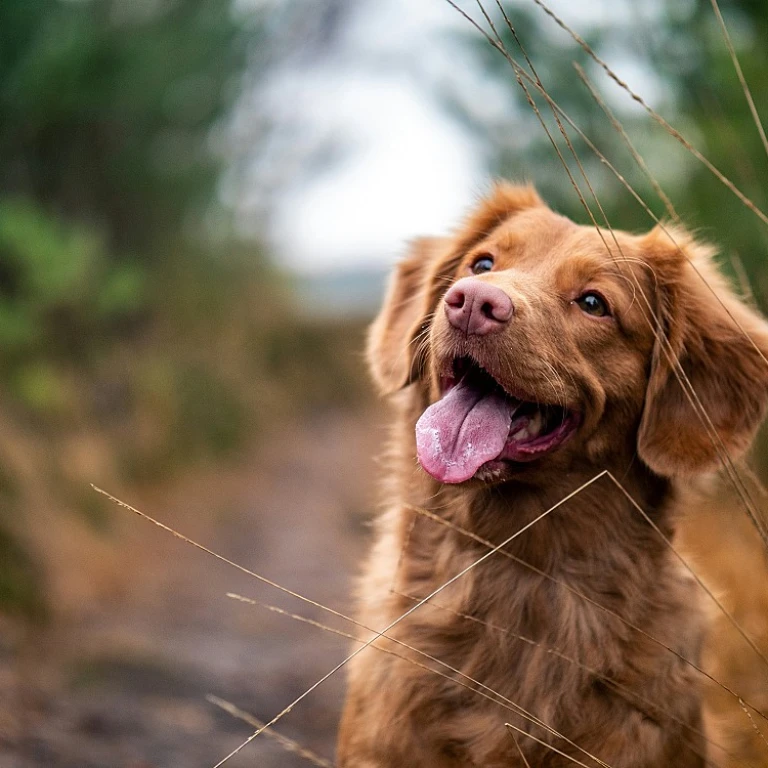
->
[488,209,646,275]
[491,206,575,252]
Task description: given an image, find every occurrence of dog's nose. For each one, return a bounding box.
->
[444,278,513,335]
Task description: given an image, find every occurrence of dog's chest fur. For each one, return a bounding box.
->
[339,437,706,767]
[337,183,768,767]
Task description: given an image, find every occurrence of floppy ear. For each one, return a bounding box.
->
[451,181,543,255]
[367,237,447,394]
[637,226,768,476]
[367,182,545,395]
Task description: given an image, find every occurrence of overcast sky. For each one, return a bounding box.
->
[232,0,664,274]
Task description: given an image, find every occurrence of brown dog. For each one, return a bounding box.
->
[337,183,768,767]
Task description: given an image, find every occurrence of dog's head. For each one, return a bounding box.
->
[369,182,768,484]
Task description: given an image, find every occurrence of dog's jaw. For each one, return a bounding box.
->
[415,356,580,484]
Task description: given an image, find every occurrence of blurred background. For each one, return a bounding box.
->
[3,0,768,765]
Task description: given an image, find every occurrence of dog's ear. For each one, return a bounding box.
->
[452,181,543,255]
[367,183,544,395]
[637,226,768,476]
[367,237,447,394]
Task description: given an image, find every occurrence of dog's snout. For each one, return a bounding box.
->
[444,278,513,335]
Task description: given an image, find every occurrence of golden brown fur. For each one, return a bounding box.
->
[337,183,768,767]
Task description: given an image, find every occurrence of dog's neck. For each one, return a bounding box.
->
[403,432,673,575]
[394,391,676,579]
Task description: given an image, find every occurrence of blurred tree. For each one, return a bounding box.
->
[0,0,266,619]
[0,0,251,254]
[0,0,368,536]
[450,1,680,227]
[653,0,768,300]
[454,0,768,296]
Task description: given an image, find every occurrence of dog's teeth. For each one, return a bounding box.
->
[509,410,546,442]
[528,411,544,436]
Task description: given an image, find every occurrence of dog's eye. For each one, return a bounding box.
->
[471,255,494,275]
[576,292,609,317]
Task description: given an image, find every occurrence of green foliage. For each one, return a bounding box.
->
[653,0,768,305]
[0,0,265,620]
[0,524,47,622]
[0,198,145,364]
[457,0,768,307]
[454,3,669,224]
[0,198,149,423]
[117,358,252,483]
[0,0,250,253]
[261,320,368,411]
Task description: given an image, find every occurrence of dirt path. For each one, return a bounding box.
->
[6,405,768,767]
[6,407,384,768]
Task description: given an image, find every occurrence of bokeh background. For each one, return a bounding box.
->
[3,0,768,766]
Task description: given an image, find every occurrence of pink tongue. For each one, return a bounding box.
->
[415,380,517,484]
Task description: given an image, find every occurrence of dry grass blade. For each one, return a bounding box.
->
[226,593,624,768]
[392,587,741,767]
[527,0,768,228]
[404,501,768,726]
[572,61,679,221]
[90,486,353,625]
[511,730,534,768]
[605,471,768,672]
[206,695,335,768]
[495,2,768,552]
[729,250,757,305]
[738,697,768,753]
[504,723,594,768]
[94,476,617,767]
[451,0,768,557]
[227,592,360,639]
[708,0,768,159]
[227,592,351,636]
[207,471,612,766]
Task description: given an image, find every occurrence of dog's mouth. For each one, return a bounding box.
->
[415,357,580,484]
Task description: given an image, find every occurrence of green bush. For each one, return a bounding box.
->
[0,524,47,623]
[0,198,145,368]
